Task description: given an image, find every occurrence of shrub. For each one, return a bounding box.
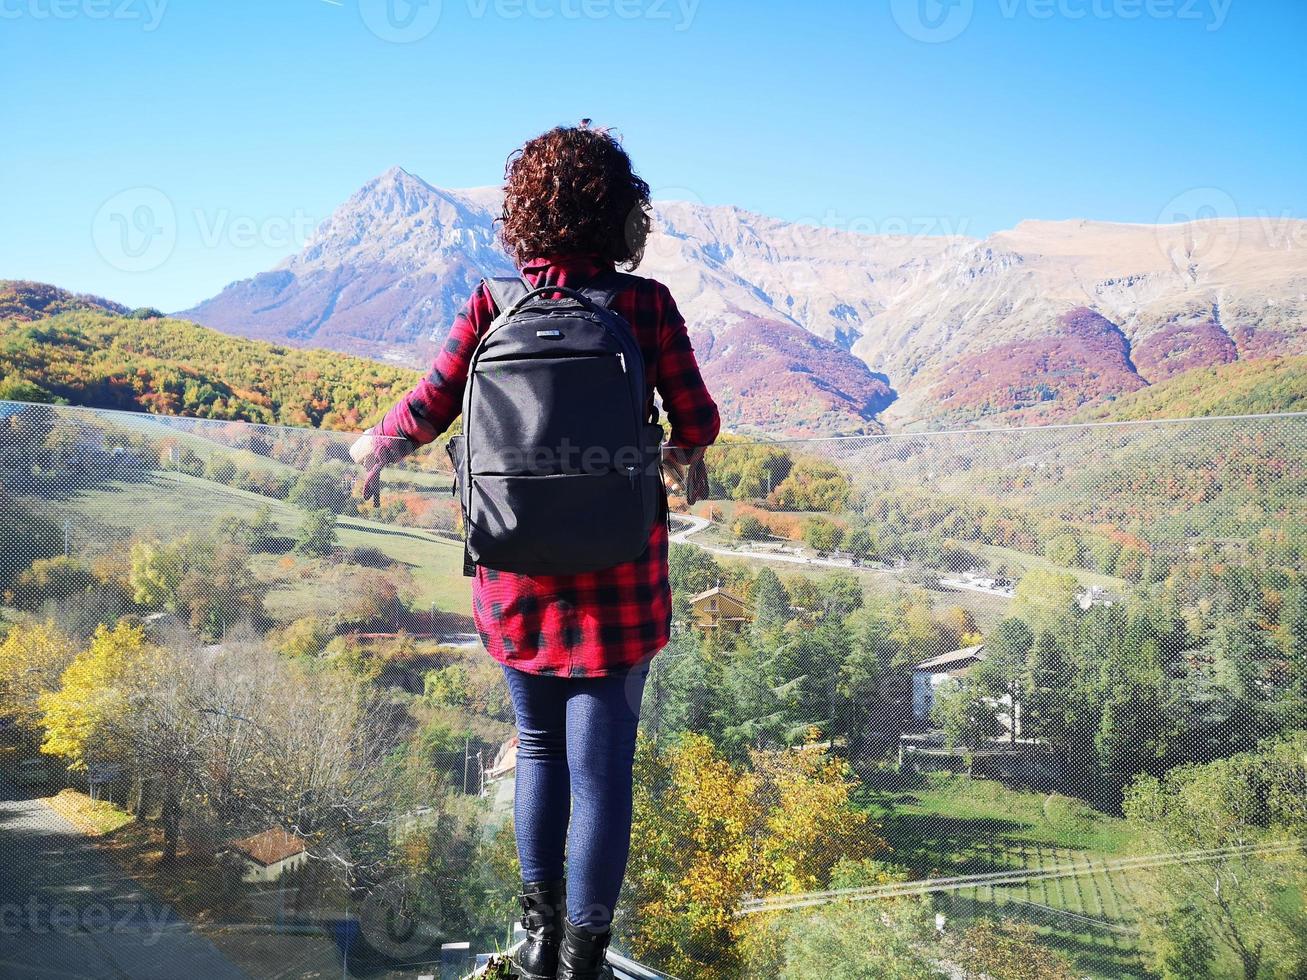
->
[11,556,96,610]
[295,509,338,556]
[279,617,333,659]
[733,514,768,540]
[423,664,471,707]
[802,517,844,553]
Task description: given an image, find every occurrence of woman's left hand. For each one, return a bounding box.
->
[349,432,377,465]
[661,446,709,505]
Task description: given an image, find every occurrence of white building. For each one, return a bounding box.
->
[1077,586,1123,611]
[912,644,986,721]
[220,828,309,883]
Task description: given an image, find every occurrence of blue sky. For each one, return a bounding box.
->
[2,0,1304,310]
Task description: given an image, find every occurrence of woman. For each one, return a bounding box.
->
[351,123,719,980]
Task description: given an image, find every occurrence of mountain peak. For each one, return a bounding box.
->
[353,165,438,205]
[377,164,427,185]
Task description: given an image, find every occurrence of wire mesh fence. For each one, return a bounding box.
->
[0,401,1303,979]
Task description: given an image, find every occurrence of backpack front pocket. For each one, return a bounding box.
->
[468,355,633,475]
[466,469,648,574]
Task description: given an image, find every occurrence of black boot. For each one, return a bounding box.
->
[556,917,614,980]
[511,879,566,980]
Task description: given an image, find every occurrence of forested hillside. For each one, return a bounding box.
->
[4,279,1304,438]
[0,287,419,429]
[0,280,129,320]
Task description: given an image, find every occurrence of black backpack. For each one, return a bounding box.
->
[446,272,664,576]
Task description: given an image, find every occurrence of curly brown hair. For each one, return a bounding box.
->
[499,124,652,269]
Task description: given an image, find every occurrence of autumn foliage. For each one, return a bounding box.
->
[624,733,881,979]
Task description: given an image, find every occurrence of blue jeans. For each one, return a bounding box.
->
[501,663,648,932]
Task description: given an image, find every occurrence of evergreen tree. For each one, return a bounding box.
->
[647,632,721,743]
[1026,630,1072,744]
[818,571,864,619]
[713,638,792,759]
[751,567,791,635]
[836,605,909,759]
[978,617,1033,742]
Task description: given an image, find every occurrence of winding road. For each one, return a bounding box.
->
[668,513,864,570]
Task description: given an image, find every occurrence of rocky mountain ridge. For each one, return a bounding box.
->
[181,167,1307,432]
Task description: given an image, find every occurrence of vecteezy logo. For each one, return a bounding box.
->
[1155,186,1240,274]
[356,874,443,959]
[890,0,974,43]
[91,187,177,273]
[359,0,442,43]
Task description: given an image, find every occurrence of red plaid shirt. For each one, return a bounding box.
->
[374,254,720,677]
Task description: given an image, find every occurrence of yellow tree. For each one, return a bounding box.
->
[626,733,884,980]
[128,539,187,610]
[0,621,76,737]
[627,734,759,980]
[739,739,884,974]
[753,740,877,895]
[40,621,154,771]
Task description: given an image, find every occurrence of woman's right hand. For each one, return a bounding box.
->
[350,430,386,505]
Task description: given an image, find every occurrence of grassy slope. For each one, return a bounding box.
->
[972,543,1128,592]
[44,789,133,835]
[1073,354,1307,422]
[33,471,472,618]
[859,773,1147,978]
[860,773,1136,865]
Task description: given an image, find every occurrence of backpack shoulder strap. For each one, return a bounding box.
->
[483,276,531,316]
[578,269,636,310]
